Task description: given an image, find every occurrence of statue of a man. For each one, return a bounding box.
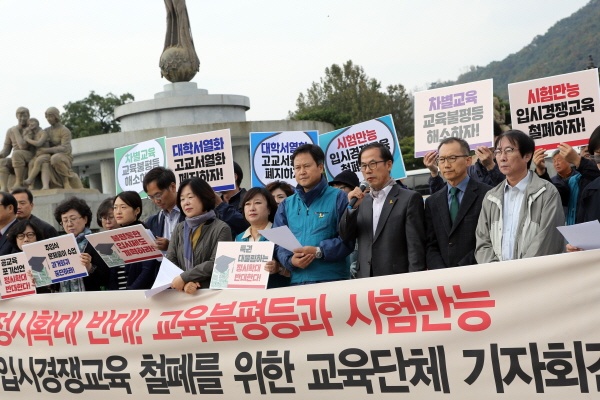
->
[0,107,35,190]
[26,107,82,190]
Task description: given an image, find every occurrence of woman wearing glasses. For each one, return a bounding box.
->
[7,219,54,293]
[109,191,157,290]
[96,197,117,231]
[166,177,232,295]
[53,197,109,292]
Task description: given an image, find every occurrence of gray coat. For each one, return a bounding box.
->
[475,172,565,263]
[166,217,232,286]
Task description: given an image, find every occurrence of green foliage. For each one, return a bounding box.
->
[289,60,414,141]
[429,0,600,101]
[62,91,134,138]
[399,136,425,170]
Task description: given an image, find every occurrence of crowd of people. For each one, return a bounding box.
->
[3,126,599,295]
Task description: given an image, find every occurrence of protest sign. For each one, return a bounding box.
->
[0,252,35,300]
[22,234,86,284]
[509,69,600,149]
[165,129,235,191]
[86,225,162,267]
[250,131,318,187]
[210,241,274,289]
[414,79,494,157]
[320,115,406,181]
[114,137,166,197]
[3,249,600,398]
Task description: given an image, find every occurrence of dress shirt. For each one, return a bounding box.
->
[502,171,532,260]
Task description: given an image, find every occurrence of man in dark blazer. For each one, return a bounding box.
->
[11,188,58,238]
[0,191,19,255]
[425,137,492,269]
[143,167,248,247]
[340,142,426,277]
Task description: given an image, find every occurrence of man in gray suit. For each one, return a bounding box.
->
[339,142,425,277]
[425,137,492,269]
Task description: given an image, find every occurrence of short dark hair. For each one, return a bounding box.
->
[438,137,471,155]
[176,177,216,214]
[54,197,92,228]
[291,144,325,166]
[233,162,243,187]
[11,187,33,203]
[96,197,115,226]
[241,187,278,223]
[589,124,600,155]
[265,180,295,197]
[7,219,45,249]
[495,130,535,169]
[114,191,143,221]
[0,192,18,215]
[358,142,393,164]
[142,167,176,193]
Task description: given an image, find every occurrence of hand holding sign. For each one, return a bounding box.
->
[475,146,495,170]
[533,148,547,176]
[558,142,581,167]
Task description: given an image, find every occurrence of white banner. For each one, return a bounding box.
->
[2,250,600,399]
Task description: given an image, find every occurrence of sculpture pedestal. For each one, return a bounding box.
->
[30,189,111,232]
[114,82,250,132]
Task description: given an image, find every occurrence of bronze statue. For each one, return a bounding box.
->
[25,107,83,190]
[22,118,50,188]
[0,107,35,190]
[160,0,200,82]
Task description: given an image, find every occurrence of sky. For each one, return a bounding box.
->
[0,0,590,143]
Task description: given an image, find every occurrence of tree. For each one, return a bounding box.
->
[289,60,414,141]
[399,135,425,170]
[62,91,134,138]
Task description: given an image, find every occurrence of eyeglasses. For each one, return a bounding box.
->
[493,147,517,157]
[147,189,166,201]
[61,216,83,225]
[359,160,386,171]
[436,155,469,165]
[101,215,115,222]
[16,232,36,240]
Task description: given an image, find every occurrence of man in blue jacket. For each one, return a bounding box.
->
[273,144,354,285]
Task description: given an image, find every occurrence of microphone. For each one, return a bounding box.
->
[349,181,369,208]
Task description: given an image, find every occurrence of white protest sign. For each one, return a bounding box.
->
[509,69,600,149]
[0,252,36,300]
[165,129,235,191]
[86,225,162,267]
[414,79,494,157]
[22,234,87,284]
[210,241,274,290]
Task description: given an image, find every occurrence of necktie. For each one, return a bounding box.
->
[449,187,459,223]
